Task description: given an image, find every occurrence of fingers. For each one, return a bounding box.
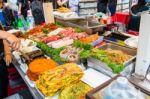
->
[5,56,12,66]
[12,39,21,50]
[6,34,21,50]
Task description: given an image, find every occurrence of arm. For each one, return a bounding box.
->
[18,3,22,15]
[57,0,68,6]
[62,0,68,5]
[3,40,12,66]
[0,31,20,50]
[57,0,62,6]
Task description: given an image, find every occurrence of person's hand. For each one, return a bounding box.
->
[5,54,12,66]
[57,0,63,6]
[6,34,20,50]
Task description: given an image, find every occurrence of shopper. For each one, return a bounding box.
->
[128,0,149,31]
[97,0,117,16]
[0,31,20,99]
[18,0,30,19]
[97,0,108,14]
[108,0,117,16]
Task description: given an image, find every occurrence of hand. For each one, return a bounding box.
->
[3,3,9,8]
[57,0,63,6]
[5,54,12,66]
[6,34,20,50]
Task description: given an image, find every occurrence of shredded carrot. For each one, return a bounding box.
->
[29,58,57,74]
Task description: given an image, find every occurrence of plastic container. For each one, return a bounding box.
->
[103,77,145,99]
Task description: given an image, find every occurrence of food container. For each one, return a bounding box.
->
[86,76,149,99]
[103,32,137,49]
[87,42,136,76]
[55,19,106,34]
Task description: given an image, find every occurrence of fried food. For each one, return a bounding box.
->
[43,23,58,31]
[36,63,83,97]
[59,81,92,99]
[29,58,57,73]
[27,69,39,81]
[80,33,99,43]
[57,7,71,13]
[27,58,57,81]
[105,49,131,64]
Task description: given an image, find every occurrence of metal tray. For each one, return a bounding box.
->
[55,19,105,34]
[99,42,136,65]
[54,15,85,21]
[87,43,137,76]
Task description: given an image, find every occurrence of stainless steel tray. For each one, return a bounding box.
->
[87,43,137,76]
[99,42,136,65]
[55,15,85,21]
[55,19,106,34]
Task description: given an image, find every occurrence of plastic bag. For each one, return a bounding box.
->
[103,77,145,99]
[30,0,45,25]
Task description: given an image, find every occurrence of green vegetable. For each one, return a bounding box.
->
[42,28,50,34]
[90,48,124,73]
[42,28,49,34]
[108,62,124,73]
[73,40,93,50]
[36,42,68,62]
[55,21,65,28]
[74,27,82,33]
[80,50,91,59]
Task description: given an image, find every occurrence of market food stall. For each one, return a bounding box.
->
[3,1,150,98]
[7,16,149,99]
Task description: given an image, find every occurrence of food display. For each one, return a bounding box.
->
[20,50,44,64]
[13,22,138,99]
[58,28,87,39]
[36,42,67,62]
[41,35,61,44]
[25,23,58,39]
[105,49,131,64]
[57,7,71,13]
[26,25,43,36]
[60,46,83,62]
[48,37,74,48]
[36,63,84,97]
[42,23,58,31]
[80,33,99,43]
[89,48,131,73]
[27,58,57,81]
[59,81,92,99]
[48,28,64,36]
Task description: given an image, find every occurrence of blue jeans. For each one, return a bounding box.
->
[108,3,117,16]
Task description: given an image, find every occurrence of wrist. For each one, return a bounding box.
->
[5,53,11,56]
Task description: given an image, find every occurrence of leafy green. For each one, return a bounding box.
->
[80,50,91,59]
[74,27,82,33]
[55,21,65,28]
[42,28,50,34]
[36,42,68,62]
[73,40,92,50]
[90,48,124,73]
